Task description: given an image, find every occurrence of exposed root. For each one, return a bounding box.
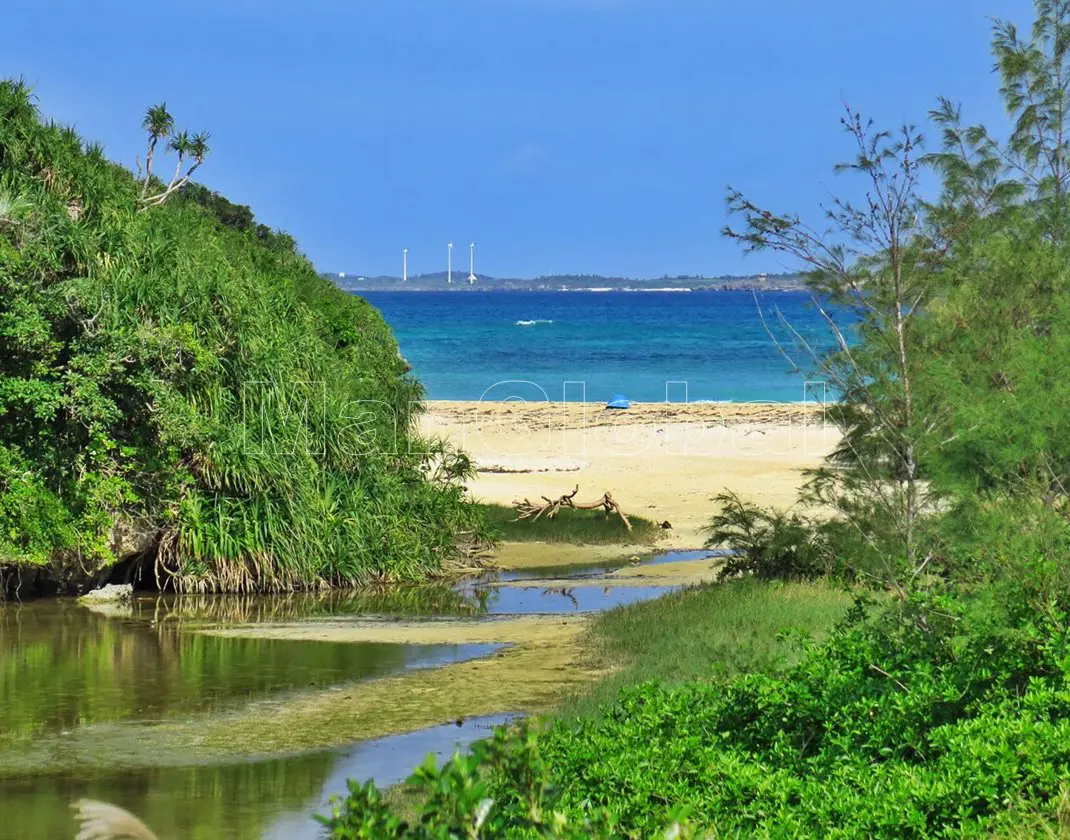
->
[150,524,495,594]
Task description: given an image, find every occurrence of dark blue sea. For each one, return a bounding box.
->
[360,291,837,404]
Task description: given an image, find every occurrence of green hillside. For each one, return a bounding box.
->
[0,80,486,595]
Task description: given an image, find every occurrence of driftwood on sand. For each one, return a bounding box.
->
[514,485,633,532]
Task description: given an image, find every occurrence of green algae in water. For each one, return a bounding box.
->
[0,715,513,840]
[0,599,496,747]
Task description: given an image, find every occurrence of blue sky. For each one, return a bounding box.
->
[2,1,1033,278]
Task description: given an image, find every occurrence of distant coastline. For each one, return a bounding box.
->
[324,270,806,293]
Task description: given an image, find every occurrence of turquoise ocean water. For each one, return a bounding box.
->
[360,291,837,404]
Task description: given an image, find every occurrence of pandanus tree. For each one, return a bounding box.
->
[138,102,174,197]
[136,102,210,209]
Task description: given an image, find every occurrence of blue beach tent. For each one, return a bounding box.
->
[606,394,632,409]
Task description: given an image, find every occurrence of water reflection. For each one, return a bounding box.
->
[0,715,512,840]
[0,600,496,747]
[458,583,678,614]
[261,715,513,840]
[1,752,333,840]
[493,548,725,583]
[139,583,484,624]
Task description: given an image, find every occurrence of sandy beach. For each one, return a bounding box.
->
[422,400,838,549]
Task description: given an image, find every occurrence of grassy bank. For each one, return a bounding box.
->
[478,503,659,546]
[563,578,855,717]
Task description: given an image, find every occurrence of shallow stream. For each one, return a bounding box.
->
[0,550,714,839]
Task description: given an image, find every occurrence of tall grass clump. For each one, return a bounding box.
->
[0,79,487,594]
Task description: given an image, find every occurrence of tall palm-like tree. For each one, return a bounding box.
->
[142,103,174,139]
[140,103,173,195]
[166,129,190,188]
[137,111,211,209]
[186,131,211,179]
[140,130,210,209]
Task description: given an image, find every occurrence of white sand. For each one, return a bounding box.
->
[422,401,838,548]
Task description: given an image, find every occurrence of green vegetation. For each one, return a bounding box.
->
[564,579,854,717]
[324,581,1070,838]
[477,502,658,546]
[0,82,486,594]
[320,2,1070,836]
[508,582,1070,838]
[704,491,839,581]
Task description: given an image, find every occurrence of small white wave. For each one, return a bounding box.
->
[514,319,554,326]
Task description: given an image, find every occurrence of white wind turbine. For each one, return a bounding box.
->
[447,241,453,285]
[468,242,477,284]
[402,248,408,282]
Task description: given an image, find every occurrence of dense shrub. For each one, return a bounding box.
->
[322,578,1070,838]
[704,491,836,581]
[0,79,486,592]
